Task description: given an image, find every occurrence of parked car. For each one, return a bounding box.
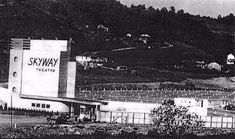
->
[223,104,235,111]
[47,113,69,124]
[47,112,96,125]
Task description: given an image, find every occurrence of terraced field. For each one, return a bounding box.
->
[76,88,235,103]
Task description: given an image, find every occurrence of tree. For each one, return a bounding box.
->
[169,6,175,14]
[50,2,60,16]
[149,100,204,136]
[147,6,155,12]
[177,9,184,15]
[160,7,168,13]
[147,6,155,15]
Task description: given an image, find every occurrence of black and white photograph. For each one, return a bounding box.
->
[0,0,235,138]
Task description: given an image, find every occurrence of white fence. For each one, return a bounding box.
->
[100,111,235,128]
[101,111,152,124]
[201,116,234,128]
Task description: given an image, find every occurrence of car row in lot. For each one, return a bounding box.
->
[223,104,235,111]
[47,113,97,125]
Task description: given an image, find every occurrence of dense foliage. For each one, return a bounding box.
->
[150,100,204,136]
[1,124,235,138]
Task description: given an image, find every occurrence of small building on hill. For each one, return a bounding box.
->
[207,62,221,71]
[126,33,132,37]
[116,66,128,71]
[139,34,151,44]
[76,55,107,70]
[76,56,92,65]
[97,24,109,32]
[227,53,235,65]
[195,60,206,69]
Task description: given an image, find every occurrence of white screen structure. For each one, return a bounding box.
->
[21,50,61,97]
[30,40,67,52]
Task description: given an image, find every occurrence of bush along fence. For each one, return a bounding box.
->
[100,111,235,129]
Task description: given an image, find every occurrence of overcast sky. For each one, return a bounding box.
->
[118,0,235,18]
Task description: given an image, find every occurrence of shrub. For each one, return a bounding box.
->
[149,100,204,136]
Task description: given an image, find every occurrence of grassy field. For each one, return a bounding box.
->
[193,77,235,91]
[76,67,223,86]
[0,114,47,127]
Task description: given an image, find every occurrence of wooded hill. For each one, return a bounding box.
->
[0,0,234,66]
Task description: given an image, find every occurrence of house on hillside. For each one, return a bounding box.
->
[116,66,128,71]
[76,56,92,65]
[139,34,151,44]
[76,54,107,70]
[226,54,235,75]
[207,62,221,71]
[126,33,132,37]
[97,24,109,32]
[195,60,206,69]
[227,53,235,65]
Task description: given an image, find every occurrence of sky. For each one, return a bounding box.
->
[118,0,235,18]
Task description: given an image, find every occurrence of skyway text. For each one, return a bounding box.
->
[28,58,58,67]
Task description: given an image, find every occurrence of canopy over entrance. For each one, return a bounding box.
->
[20,94,107,105]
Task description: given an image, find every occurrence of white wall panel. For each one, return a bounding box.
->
[21,50,61,97]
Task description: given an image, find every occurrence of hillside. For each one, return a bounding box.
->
[96,41,214,67]
[0,0,234,85]
[0,0,234,58]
